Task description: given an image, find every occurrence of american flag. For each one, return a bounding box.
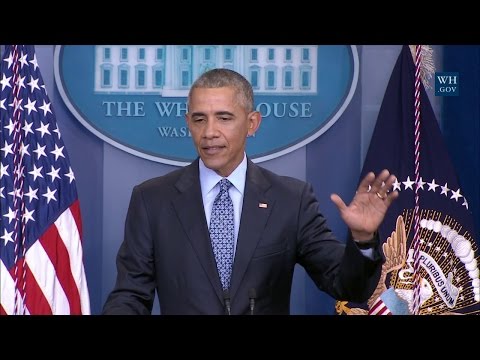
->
[0,45,90,315]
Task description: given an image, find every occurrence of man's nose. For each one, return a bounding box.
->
[203,118,218,137]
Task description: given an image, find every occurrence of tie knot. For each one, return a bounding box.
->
[218,178,232,193]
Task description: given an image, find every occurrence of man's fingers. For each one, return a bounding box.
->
[384,188,400,206]
[356,169,399,204]
[384,174,397,193]
[330,193,347,211]
[357,172,375,193]
[370,169,391,193]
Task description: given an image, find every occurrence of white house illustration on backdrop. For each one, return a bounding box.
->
[94,45,318,96]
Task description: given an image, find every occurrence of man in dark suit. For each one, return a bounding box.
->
[103,68,399,315]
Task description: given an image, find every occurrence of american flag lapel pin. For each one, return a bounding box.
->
[258,203,268,208]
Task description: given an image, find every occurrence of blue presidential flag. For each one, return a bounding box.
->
[336,45,479,315]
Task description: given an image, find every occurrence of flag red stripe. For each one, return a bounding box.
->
[377,306,392,315]
[39,223,82,314]
[24,263,53,315]
[8,259,52,314]
[70,200,83,241]
[368,299,383,314]
[1,260,16,314]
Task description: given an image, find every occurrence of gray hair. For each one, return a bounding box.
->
[187,68,254,112]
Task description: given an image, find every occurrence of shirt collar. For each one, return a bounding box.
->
[199,154,247,195]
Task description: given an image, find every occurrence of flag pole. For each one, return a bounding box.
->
[10,45,27,315]
[412,45,423,315]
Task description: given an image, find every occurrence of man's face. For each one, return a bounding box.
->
[186,87,260,177]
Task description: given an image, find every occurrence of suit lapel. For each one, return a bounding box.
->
[171,159,224,303]
[229,160,274,300]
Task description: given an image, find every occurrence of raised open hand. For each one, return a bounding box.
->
[330,169,399,241]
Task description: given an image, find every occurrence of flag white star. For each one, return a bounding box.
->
[427,179,439,192]
[0,163,9,179]
[18,52,28,68]
[0,98,5,110]
[53,125,61,139]
[42,186,57,204]
[28,164,43,181]
[65,167,75,183]
[33,144,47,159]
[8,187,22,200]
[22,120,34,136]
[4,119,15,135]
[24,186,39,202]
[0,73,12,90]
[1,228,14,246]
[403,176,415,190]
[9,97,23,112]
[3,51,14,69]
[20,142,30,157]
[392,178,402,191]
[450,188,463,202]
[38,99,52,116]
[29,53,39,70]
[23,208,35,224]
[462,198,469,210]
[27,75,40,93]
[35,121,51,138]
[47,165,61,182]
[0,185,4,198]
[16,75,26,89]
[3,207,17,224]
[1,140,14,156]
[417,177,426,190]
[50,144,65,161]
[441,183,450,196]
[24,97,37,115]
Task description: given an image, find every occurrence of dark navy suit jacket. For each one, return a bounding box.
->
[103,158,382,314]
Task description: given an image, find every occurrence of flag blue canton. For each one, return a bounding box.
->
[0,45,90,315]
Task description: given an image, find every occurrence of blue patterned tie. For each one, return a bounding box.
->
[209,179,234,290]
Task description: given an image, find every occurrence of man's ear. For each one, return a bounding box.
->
[247,111,262,136]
